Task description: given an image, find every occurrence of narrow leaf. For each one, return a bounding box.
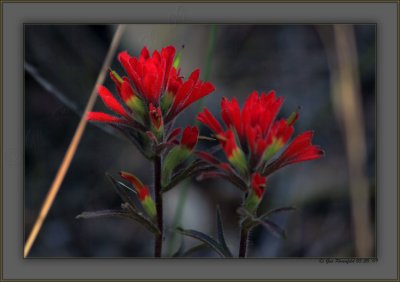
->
[198,135,217,141]
[257,219,287,240]
[120,203,160,235]
[106,173,140,208]
[110,125,152,159]
[259,206,297,220]
[76,205,159,235]
[179,244,210,257]
[216,207,232,257]
[161,160,211,193]
[76,209,130,220]
[176,227,232,258]
[171,237,185,258]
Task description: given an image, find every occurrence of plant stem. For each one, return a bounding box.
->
[239,225,249,258]
[154,155,163,257]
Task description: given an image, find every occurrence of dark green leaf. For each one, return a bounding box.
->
[259,206,297,220]
[106,173,140,208]
[176,227,233,258]
[180,244,210,257]
[76,209,130,220]
[120,203,160,235]
[161,161,212,193]
[77,204,159,235]
[198,135,216,141]
[216,206,232,257]
[171,237,185,258]
[257,219,287,240]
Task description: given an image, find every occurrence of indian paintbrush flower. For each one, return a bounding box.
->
[197,90,324,213]
[87,45,215,149]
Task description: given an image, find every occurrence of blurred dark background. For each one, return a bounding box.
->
[24,24,376,257]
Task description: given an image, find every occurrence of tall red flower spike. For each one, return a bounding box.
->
[197,90,324,185]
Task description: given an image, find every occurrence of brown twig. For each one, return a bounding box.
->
[24,24,126,258]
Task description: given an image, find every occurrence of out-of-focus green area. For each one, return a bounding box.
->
[24,24,376,257]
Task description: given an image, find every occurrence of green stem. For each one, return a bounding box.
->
[154,155,163,257]
[166,183,189,256]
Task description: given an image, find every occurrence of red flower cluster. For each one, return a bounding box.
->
[197,90,324,204]
[87,45,215,138]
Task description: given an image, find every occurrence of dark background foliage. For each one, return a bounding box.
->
[24,24,376,257]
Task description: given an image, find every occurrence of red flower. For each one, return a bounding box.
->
[118,46,175,105]
[265,131,324,174]
[181,126,199,151]
[164,69,215,122]
[117,45,215,122]
[87,85,144,129]
[88,45,215,132]
[197,108,224,136]
[197,91,324,176]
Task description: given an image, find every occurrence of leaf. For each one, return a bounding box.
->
[161,160,211,193]
[198,135,216,141]
[120,203,160,235]
[110,125,152,159]
[216,206,232,257]
[179,244,210,257]
[76,205,160,235]
[259,206,297,220]
[176,227,233,258]
[76,209,131,220]
[106,173,140,208]
[256,219,287,240]
[171,237,185,257]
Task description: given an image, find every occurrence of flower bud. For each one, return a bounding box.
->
[149,104,164,139]
[120,171,156,219]
[244,173,266,213]
[161,126,199,186]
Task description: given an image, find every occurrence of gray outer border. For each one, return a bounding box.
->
[2,2,398,280]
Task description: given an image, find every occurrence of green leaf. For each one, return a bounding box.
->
[256,219,287,240]
[76,209,130,220]
[162,146,191,187]
[179,244,210,257]
[76,204,160,235]
[176,227,233,258]
[259,206,297,220]
[120,203,160,235]
[216,207,232,257]
[171,237,185,258]
[106,173,140,208]
[161,160,212,193]
[198,135,216,141]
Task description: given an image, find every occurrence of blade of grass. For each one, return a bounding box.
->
[23,24,126,258]
[25,62,120,138]
[332,25,373,257]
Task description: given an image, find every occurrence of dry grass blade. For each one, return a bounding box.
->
[332,25,373,257]
[24,24,126,258]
